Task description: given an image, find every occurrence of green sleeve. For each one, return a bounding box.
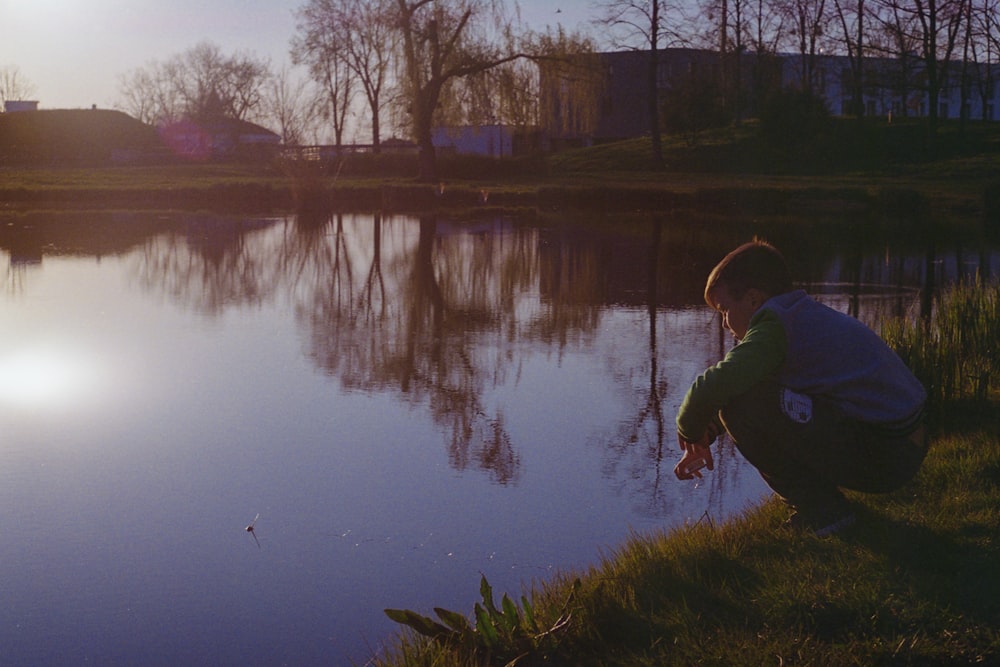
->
[675,308,787,442]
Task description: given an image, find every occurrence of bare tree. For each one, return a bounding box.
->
[595,0,684,167]
[727,0,752,120]
[867,0,921,114]
[688,0,788,120]
[117,67,161,124]
[695,0,758,122]
[0,65,37,107]
[746,0,787,117]
[777,0,833,93]
[969,0,1000,120]
[749,0,788,54]
[293,0,396,151]
[872,0,967,132]
[832,0,870,116]
[263,65,324,145]
[117,42,271,125]
[394,0,525,181]
[177,42,271,121]
[342,0,396,151]
[291,5,356,147]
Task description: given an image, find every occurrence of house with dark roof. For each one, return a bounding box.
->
[0,108,160,165]
[158,116,281,161]
[0,107,282,166]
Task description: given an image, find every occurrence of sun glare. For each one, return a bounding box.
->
[0,346,99,408]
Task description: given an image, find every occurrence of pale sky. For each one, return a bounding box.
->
[1,0,596,111]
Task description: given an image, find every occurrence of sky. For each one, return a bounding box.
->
[0,0,596,111]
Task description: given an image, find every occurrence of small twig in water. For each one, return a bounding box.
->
[246,513,260,549]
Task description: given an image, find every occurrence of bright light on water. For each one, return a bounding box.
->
[0,346,98,408]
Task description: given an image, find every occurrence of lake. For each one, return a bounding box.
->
[0,208,996,665]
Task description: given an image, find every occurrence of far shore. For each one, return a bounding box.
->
[6,117,1000,220]
[0,163,994,221]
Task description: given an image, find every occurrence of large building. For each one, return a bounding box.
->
[540,48,1000,146]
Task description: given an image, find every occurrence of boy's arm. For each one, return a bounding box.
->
[676,309,786,442]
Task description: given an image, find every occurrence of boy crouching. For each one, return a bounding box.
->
[674,240,928,537]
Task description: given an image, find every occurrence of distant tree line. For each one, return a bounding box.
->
[117,42,271,127]
[8,0,995,177]
[115,0,594,181]
[288,0,595,180]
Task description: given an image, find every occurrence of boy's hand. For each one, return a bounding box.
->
[674,432,714,480]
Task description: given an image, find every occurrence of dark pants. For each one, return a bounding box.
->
[720,381,928,515]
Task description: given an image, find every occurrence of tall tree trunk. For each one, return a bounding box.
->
[648,1,664,169]
[372,111,382,154]
[417,141,438,182]
[413,89,440,182]
[720,0,730,115]
[854,0,864,117]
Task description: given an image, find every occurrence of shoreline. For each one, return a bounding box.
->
[0,176,985,220]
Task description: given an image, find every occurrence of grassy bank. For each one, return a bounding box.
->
[375,283,1000,666]
[4,118,1000,216]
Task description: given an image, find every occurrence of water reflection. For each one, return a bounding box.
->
[0,345,97,408]
[0,208,997,664]
[0,213,997,490]
[2,209,998,494]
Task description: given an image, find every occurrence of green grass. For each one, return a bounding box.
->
[5,116,1000,212]
[376,407,1000,666]
[0,163,286,191]
[883,280,1000,408]
[375,283,1000,666]
[377,407,1000,666]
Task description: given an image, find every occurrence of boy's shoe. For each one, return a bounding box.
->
[785,508,856,537]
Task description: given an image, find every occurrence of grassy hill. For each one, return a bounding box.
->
[547,117,1000,179]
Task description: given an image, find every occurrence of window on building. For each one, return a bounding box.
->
[940,101,949,118]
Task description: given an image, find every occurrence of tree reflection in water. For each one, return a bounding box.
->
[133,212,536,485]
[108,208,1000,516]
[598,218,753,519]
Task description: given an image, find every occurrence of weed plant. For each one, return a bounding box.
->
[881,279,1000,410]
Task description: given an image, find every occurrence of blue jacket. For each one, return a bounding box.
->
[767,289,926,424]
[677,289,926,441]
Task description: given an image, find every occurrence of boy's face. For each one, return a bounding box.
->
[712,285,765,341]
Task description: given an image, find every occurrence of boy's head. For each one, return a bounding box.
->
[704,240,792,308]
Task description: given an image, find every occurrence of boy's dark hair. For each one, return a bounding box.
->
[704,240,793,306]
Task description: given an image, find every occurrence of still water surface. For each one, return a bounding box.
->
[0,210,995,665]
